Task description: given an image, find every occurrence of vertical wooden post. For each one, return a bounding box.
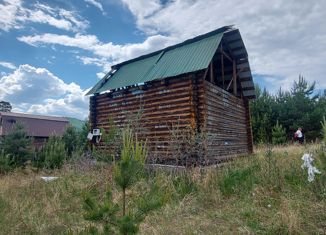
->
[210,61,214,84]
[244,99,254,153]
[221,54,225,89]
[233,60,237,96]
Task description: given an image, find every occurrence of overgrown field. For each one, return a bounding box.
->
[0,144,325,234]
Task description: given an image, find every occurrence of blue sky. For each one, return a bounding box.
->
[1,0,326,119]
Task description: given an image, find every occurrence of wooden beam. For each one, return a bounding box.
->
[221,45,225,89]
[202,64,210,81]
[233,60,237,96]
[210,61,214,83]
[219,49,233,62]
[226,77,233,91]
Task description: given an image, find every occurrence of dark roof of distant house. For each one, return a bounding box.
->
[0,112,68,122]
[87,25,255,99]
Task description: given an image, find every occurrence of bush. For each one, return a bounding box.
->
[35,136,67,169]
[0,151,13,174]
[0,123,32,167]
[172,174,198,198]
[78,121,90,151]
[321,116,326,144]
[62,126,79,157]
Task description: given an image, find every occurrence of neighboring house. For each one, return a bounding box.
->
[87,26,255,165]
[0,112,69,147]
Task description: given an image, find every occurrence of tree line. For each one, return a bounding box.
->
[250,75,326,144]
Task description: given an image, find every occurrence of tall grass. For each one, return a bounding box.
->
[0,144,325,234]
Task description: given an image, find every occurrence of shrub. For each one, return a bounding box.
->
[0,151,13,174]
[78,121,90,151]
[35,136,67,169]
[0,123,32,167]
[172,174,198,198]
[62,126,79,157]
[321,116,326,144]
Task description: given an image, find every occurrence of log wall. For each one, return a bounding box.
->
[203,80,252,163]
[89,73,253,165]
[89,73,205,164]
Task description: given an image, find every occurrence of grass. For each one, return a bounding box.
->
[0,144,325,234]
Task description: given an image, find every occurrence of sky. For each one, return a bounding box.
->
[0,0,326,119]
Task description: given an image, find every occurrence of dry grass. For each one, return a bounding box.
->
[0,144,325,234]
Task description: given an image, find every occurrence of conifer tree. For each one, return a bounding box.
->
[272,120,286,145]
[0,123,32,167]
[82,127,163,234]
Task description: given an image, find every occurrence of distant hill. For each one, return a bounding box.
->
[65,117,85,130]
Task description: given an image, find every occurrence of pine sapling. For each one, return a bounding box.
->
[82,126,165,235]
[272,120,287,145]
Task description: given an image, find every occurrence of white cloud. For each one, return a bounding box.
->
[85,0,104,13]
[120,0,161,19]
[18,33,175,71]
[0,61,17,70]
[96,72,105,79]
[0,0,23,31]
[13,0,326,93]
[0,64,89,119]
[0,0,88,32]
[120,0,326,91]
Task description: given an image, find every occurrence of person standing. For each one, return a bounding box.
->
[295,127,304,144]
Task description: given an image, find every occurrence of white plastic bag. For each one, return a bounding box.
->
[301,153,321,182]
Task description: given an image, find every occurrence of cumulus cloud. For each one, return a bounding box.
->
[0,61,17,70]
[0,64,89,118]
[120,0,326,91]
[0,0,88,32]
[13,0,326,92]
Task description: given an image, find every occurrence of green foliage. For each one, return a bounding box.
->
[263,146,282,190]
[62,123,90,156]
[78,121,90,151]
[1,144,326,234]
[172,174,198,198]
[114,127,147,193]
[62,125,79,156]
[272,120,287,145]
[0,123,32,167]
[321,116,326,144]
[251,75,326,143]
[95,118,120,163]
[83,127,160,234]
[219,164,258,196]
[35,136,67,169]
[0,151,13,174]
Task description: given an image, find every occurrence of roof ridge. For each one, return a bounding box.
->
[0,112,68,122]
[112,25,234,70]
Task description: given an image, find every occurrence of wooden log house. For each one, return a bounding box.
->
[87,26,255,165]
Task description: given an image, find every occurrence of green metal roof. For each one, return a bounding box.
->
[88,26,229,95]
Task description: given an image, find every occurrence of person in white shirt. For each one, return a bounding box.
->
[295,127,304,144]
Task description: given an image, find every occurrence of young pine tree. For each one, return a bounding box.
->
[62,125,79,157]
[0,123,32,167]
[83,127,164,234]
[35,136,67,169]
[272,120,287,145]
